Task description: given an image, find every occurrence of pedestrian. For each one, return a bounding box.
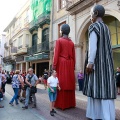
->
[83,5,116,120]
[22,68,39,109]
[18,73,24,101]
[43,69,49,90]
[2,71,7,95]
[0,66,4,108]
[77,70,84,91]
[47,70,61,116]
[53,24,76,110]
[9,70,23,106]
[115,67,120,95]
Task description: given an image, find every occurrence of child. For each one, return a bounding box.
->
[47,70,61,116]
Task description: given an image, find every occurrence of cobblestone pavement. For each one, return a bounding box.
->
[1,84,120,120]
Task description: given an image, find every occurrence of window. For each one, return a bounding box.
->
[13,39,17,47]
[18,17,21,29]
[42,28,49,51]
[42,28,49,42]
[24,10,29,24]
[18,35,23,49]
[59,0,66,9]
[58,21,66,38]
[26,34,29,47]
[32,34,37,53]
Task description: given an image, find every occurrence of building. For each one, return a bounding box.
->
[3,0,31,72]
[51,0,120,82]
[66,0,120,71]
[25,0,52,77]
[0,34,6,66]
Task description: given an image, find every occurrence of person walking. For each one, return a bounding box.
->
[0,66,4,108]
[22,68,39,109]
[9,70,23,106]
[2,71,7,95]
[115,67,120,95]
[47,70,61,116]
[77,70,84,91]
[43,69,49,90]
[83,5,116,120]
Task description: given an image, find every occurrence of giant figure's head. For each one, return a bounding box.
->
[61,24,70,36]
[90,5,105,23]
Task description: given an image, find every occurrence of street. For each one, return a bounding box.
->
[0,84,120,120]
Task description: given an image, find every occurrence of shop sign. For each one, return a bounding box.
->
[16,56,24,62]
[25,53,49,62]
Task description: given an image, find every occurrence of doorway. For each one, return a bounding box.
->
[36,62,49,77]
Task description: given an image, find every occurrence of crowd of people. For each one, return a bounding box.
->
[0,67,56,114]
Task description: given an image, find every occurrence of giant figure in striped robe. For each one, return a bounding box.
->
[83,5,116,120]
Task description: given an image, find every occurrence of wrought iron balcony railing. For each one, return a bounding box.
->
[3,55,15,62]
[27,40,56,55]
[29,11,50,31]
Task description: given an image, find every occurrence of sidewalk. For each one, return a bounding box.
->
[1,84,120,120]
[75,88,120,110]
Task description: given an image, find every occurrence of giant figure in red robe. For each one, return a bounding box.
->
[53,24,76,110]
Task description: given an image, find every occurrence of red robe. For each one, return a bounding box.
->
[53,37,76,110]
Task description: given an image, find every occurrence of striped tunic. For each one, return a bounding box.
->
[83,21,117,99]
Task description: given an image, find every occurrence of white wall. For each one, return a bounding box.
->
[0,34,6,65]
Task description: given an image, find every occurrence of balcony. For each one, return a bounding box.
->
[3,55,15,62]
[17,47,27,55]
[29,12,50,33]
[4,43,9,49]
[11,45,28,56]
[27,40,55,55]
[66,0,101,15]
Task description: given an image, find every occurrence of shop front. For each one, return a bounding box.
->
[25,53,50,77]
[15,55,28,73]
[3,55,16,72]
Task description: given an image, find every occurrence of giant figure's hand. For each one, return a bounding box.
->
[86,64,94,74]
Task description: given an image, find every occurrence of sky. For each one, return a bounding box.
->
[0,0,28,34]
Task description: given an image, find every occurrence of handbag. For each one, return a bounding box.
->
[30,86,37,94]
[24,75,34,89]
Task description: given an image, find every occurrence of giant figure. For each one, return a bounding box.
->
[83,5,116,119]
[53,24,76,110]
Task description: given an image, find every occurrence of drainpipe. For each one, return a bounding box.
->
[49,0,54,70]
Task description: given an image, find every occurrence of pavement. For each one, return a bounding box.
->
[0,84,120,120]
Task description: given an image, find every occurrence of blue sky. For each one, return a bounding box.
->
[0,0,28,34]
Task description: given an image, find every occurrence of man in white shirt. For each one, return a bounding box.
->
[47,70,61,116]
